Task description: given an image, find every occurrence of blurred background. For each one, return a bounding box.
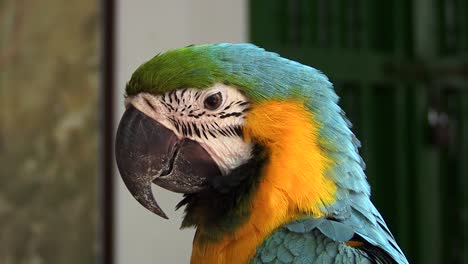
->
[0,0,99,263]
[1,0,467,263]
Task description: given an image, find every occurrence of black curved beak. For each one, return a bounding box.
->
[115,106,222,218]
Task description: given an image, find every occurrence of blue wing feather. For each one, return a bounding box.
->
[252,225,373,264]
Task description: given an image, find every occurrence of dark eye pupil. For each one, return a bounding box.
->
[204,92,222,110]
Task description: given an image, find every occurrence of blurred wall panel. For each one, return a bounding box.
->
[115,0,247,263]
[0,0,99,263]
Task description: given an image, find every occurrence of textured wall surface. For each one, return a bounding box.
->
[0,0,98,263]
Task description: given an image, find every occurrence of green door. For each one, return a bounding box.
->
[250,1,468,263]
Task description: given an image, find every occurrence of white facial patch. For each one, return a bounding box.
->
[126,83,253,175]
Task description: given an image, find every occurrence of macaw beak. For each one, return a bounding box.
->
[115,106,222,219]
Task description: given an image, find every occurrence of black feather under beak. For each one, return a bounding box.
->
[115,106,222,219]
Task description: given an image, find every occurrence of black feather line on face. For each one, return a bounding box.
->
[170,120,245,140]
[181,122,188,136]
[208,130,217,138]
[202,129,209,140]
[168,90,175,104]
[161,101,174,111]
[176,144,268,242]
[143,98,156,111]
[219,128,229,137]
[229,127,237,137]
[220,112,242,119]
[228,128,235,137]
[157,90,249,141]
[187,122,193,137]
[168,117,178,132]
[181,88,188,97]
[193,124,201,138]
[195,91,201,100]
[234,126,243,138]
[223,102,235,111]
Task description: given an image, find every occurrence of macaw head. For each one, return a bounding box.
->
[115,43,367,226]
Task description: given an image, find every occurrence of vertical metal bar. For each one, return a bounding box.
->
[413,1,442,263]
[438,0,447,54]
[460,0,468,52]
[100,0,115,263]
[364,1,394,53]
[441,88,464,263]
[415,85,442,264]
[405,85,419,263]
[414,0,439,58]
[440,0,461,54]
[332,0,343,49]
[409,84,423,264]
[361,0,374,50]
[393,0,407,57]
[288,0,302,46]
[372,85,400,231]
[317,0,331,47]
[392,0,410,256]
[301,0,317,47]
[460,87,468,264]
[394,84,410,256]
[345,0,361,49]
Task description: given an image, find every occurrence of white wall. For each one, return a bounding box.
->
[115,1,248,263]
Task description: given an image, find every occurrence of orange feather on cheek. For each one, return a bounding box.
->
[243,99,336,217]
[191,100,337,264]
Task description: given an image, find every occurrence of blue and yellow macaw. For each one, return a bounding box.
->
[115,43,409,263]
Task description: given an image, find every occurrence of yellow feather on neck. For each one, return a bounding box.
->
[190,100,336,264]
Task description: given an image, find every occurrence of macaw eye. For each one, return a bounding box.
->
[203,92,223,110]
